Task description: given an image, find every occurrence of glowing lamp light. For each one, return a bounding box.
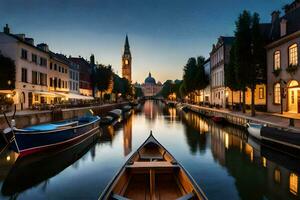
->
[6,155,10,161]
[6,94,11,98]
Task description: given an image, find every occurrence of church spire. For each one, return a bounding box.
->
[124,34,130,54]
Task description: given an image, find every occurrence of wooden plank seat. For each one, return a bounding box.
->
[176,192,195,200]
[111,194,131,200]
[126,161,178,168]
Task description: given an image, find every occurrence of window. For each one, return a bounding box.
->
[59,66,61,72]
[21,49,27,59]
[65,81,68,88]
[289,173,298,195]
[259,88,264,99]
[40,57,47,67]
[62,67,64,73]
[274,169,281,184]
[50,62,53,70]
[58,79,61,88]
[21,68,27,82]
[289,44,298,66]
[292,91,295,104]
[32,71,38,84]
[54,64,57,70]
[34,95,39,101]
[65,68,67,74]
[50,78,53,87]
[32,54,37,64]
[273,51,280,70]
[62,81,64,88]
[274,83,281,104]
[40,73,47,86]
[54,78,57,88]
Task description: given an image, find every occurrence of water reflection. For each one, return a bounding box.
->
[123,114,132,156]
[0,100,299,200]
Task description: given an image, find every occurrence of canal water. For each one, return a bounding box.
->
[0,100,299,200]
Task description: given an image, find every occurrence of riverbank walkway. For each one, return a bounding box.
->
[0,102,125,117]
[184,103,300,132]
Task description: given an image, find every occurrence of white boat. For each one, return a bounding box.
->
[247,123,263,140]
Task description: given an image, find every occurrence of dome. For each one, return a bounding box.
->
[145,72,156,84]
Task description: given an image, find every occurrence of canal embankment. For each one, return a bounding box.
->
[0,102,128,130]
[183,103,300,133]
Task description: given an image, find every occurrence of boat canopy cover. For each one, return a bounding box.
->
[23,124,59,131]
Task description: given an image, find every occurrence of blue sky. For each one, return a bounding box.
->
[0,0,290,83]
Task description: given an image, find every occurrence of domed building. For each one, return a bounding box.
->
[141,72,163,97]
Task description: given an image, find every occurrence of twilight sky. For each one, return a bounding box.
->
[0,0,290,83]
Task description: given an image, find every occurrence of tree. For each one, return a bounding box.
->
[94,64,113,101]
[183,58,198,94]
[234,10,252,113]
[196,56,208,101]
[225,42,240,109]
[250,12,266,116]
[0,53,16,90]
[134,87,144,98]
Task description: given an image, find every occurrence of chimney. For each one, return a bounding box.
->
[271,10,280,24]
[37,43,49,52]
[15,34,25,41]
[25,38,34,45]
[90,54,95,65]
[3,24,10,34]
[280,18,287,37]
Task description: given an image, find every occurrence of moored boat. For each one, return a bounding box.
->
[211,116,226,124]
[246,122,263,140]
[100,116,115,125]
[108,109,122,119]
[4,115,100,157]
[247,122,300,150]
[99,132,207,200]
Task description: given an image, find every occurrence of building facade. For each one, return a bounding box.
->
[69,57,93,97]
[68,59,80,94]
[210,36,234,108]
[0,26,50,109]
[141,73,162,97]
[122,35,132,82]
[266,3,300,114]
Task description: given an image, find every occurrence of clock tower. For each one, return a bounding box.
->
[122,35,132,82]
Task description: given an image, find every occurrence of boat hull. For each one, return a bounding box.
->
[247,123,262,140]
[10,116,100,157]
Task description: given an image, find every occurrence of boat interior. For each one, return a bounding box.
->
[108,140,200,200]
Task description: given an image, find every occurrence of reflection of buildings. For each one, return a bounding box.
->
[181,111,299,199]
[143,100,159,120]
[141,73,162,97]
[123,115,133,156]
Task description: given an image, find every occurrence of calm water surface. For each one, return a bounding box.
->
[0,100,299,200]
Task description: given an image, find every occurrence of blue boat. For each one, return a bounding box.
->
[5,115,100,157]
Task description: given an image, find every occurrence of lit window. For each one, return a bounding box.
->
[290,173,298,195]
[274,83,281,104]
[292,91,295,104]
[273,50,280,70]
[289,44,298,66]
[259,87,264,99]
[274,169,281,184]
[262,157,267,168]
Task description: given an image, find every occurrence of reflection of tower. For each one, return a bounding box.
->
[123,115,133,156]
[122,35,132,82]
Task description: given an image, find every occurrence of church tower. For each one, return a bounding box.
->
[122,35,132,82]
